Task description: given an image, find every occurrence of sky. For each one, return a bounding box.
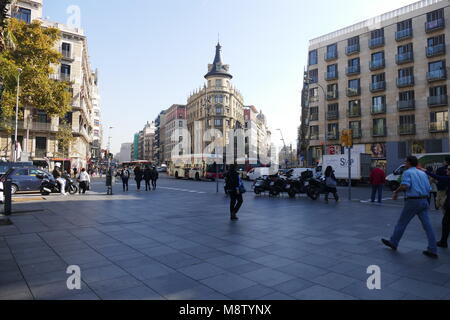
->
[43,0,419,154]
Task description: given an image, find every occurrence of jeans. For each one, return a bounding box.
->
[122,178,129,191]
[371,185,383,203]
[229,190,243,215]
[145,180,151,191]
[79,181,87,194]
[390,199,437,254]
[152,179,157,190]
[324,187,339,201]
[136,179,142,190]
[441,205,450,244]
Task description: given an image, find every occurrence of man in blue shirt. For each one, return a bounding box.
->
[382,156,438,259]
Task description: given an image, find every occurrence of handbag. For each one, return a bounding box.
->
[238,177,246,194]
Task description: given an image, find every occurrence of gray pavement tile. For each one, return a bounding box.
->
[225,262,267,275]
[57,292,100,300]
[0,270,24,285]
[139,245,178,257]
[178,263,227,280]
[107,251,146,262]
[206,255,250,268]
[142,273,200,296]
[272,278,316,295]
[217,245,255,255]
[276,262,328,279]
[24,269,69,287]
[332,230,360,237]
[0,280,32,298]
[14,254,61,267]
[0,289,34,300]
[19,260,68,277]
[164,284,229,300]
[302,237,333,245]
[200,273,256,294]
[258,292,295,300]
[341,282,406,300]
[227,284,275,300]
[249,255,296,268]
[241,268,295,287]
[30,280,92,300]
[292,285,357,300]
[388,278,450,300]
[114,256,157,269]
[81,265,129,283]
[296,254,341,269]
[0,260,21,273]
[89,275,143,294]
[95,285,164,300]
[126,263,174,281]
[310,272,359,291]
[433,264,450,275]
[153,252,202,269]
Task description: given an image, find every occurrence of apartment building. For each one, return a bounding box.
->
[91,70,103,165]
[244,106,272,164]
[2,0,99,171]
[154,110,166,165]
[163,104,187,165]
[305,0,450,172]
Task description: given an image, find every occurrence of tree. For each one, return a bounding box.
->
[0,18,72,131]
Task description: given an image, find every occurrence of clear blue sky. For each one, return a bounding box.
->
[44,0,417,154]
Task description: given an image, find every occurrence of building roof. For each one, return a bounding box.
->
[204,42,233,79]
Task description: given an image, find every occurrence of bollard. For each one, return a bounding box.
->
[4,179,12,216]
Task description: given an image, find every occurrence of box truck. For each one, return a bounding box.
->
[321,153,372,185]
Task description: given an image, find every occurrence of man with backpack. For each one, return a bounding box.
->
[120,166,130,192]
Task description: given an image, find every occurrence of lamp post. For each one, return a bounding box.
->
[13,68,22,162]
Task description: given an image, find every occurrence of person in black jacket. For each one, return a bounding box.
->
[324,166,339,203]
[225,164,243,221]
[143,165,152,191]
[151,166,159,190]
[134,166,143,191]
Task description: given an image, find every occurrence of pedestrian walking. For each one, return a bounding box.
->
[382,156,438,259]
[424,167,450,249]
[143,165,152,191]
[119,166,130,191]
[324,166,339,204]
[435,157,450,210]
[134,166,143,191]
[224,164,244,221]
[370,164,386,203]
[77,168,90,194]
[151,166,159,190]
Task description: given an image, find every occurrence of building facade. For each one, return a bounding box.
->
[305,0,450,172]
[2,0,98,171]
[91,70,103,167]
[118,142,132,163]
[154,110,166,165]
[244,106,272,165]
[163,104,187,165]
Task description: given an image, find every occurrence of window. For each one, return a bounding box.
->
[427,35,446,57]
[327,123,339,139]
[60,64,71,81]
[35,137,47,150]
[371,28,384,39]
[427,8,444,22]
[310,107,319,121]
[327,83,338,99]
[370,29,385,48]
[346,36,360,55]
[426,9,445,32]
[399,67,413,78]
[430,85,447,97]
[179,121,183,127]
[215,79,222,87]
[349,121,361,138]
[309,69,318,83]
[370,51,385,69]
[327,103,339,120]
[399,90,415,101]
[371,73,385,84]
[348,100,361,117]
[396,19,413,40]
[309,50,318,66]
[14,7,31,23]
[397,19,412,31]
[348,79,360,96]
[327,64,337,73]
[347,58,360,74]
[430,111,448,132]
[309,87,319,101]
[326,43,338,60]
[62,43,71,58]
[372,96,386,114]
[214,119,222,126]
[94,130,99,137]
[14,169,29,176]
[373,118,386,136]
[399,115,415,133]
[428,34,445,46]
[309,126,319,139]
[216,106,222,114]
[428,60,446,81]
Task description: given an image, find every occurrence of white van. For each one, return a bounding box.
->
[247,167,272,181]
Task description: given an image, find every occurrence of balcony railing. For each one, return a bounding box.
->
[326,111,339,120]
[325,51,338,61]
[371,104,386,115]
[425,18,445,33]
[370,81,386,92]
[369,59,385,71]
[326,92,338,100]
[396,52,413,64]
[396,76,414,88]
[61,50,73,60]
[310,113,319,121]
[346,44,360,55]
[395,28,413,41]
[346,65,360,76]
[347,87,361,97]
[347,107,361,118]
[430,121,448,133]
[369,37,385,49]
[399,123,416,135]
[35,149,48,158]
[310,134,319,140]
[372,126,387,137]
[428,95,448,107]
[397,100,415,111]
[427,69,447,82]
[327,132,339,140]
[426,44,446,57]
[325,71,338,81]
[309,96,319,103]
[16,121,58,132]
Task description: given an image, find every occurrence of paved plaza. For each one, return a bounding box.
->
[0,175,449,300]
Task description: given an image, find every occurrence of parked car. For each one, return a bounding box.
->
[0,162,34,175]
[0,167,54,194]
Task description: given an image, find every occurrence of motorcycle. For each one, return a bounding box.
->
[283,170,311,198]
[39,175,78,195]
[305,175,327,200]
[253,176,271,195]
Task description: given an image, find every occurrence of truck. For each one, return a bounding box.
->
[321,153,372,185]
[386,153,450,191]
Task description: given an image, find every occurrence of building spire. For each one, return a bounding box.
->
[205,41,232,79]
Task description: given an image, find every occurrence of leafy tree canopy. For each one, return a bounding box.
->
[0,18,72,129]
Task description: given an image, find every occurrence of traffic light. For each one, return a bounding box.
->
[340,129,353,147]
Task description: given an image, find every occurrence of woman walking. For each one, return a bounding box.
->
[134,166,143,191]
[77,168,91,194]
[151,166,159,190]
[143,165,152,191]
[225,164,244,221]
[324,166,339,204]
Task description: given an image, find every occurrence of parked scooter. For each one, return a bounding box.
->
[283,170,311,198]
[253,176,271,195]
[39,175,78,195]
[305,175,327,200]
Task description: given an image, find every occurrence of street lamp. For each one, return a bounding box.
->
[13,68,22,162]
